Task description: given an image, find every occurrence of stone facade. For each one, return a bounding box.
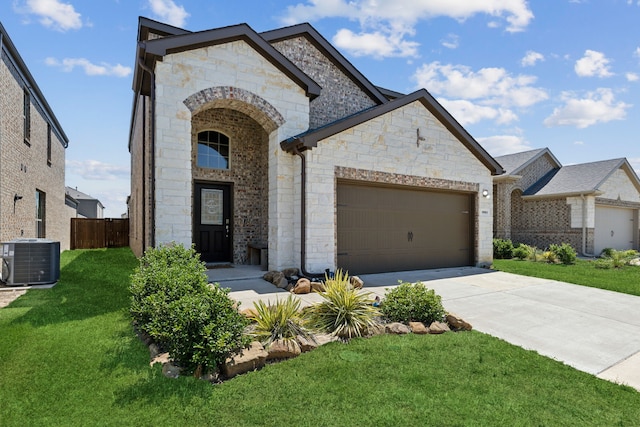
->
[129,20,499,271]
[300,99,494,271]
[0,27,68,251]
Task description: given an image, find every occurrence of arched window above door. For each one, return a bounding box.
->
[197,130,229,169]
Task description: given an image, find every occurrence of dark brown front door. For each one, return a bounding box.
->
[194,183,232,263]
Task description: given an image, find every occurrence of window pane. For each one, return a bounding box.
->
[197,131,229,169]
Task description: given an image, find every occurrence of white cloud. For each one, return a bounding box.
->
[332,28,419,58]
[521,50,544,67]
[147,0,189,27]
[45,57,131,77]
[438,98,517,126]
[415,62,548,107]
[66,160,130,181]
[15,0,83,31]
[626,72,639,82]
[575,50,613,77]
[282,0,533,58]
[441,33,459,49]
[476,135,532,157]
[573,140,584,145]
[543,88,630,128]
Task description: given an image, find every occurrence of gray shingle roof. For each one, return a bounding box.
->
[524,158,627,196]
[494,148,559,175]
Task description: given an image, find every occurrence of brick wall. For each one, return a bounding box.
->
[191,108,269,264]
[271,36,378,129]
[1,47,67,250]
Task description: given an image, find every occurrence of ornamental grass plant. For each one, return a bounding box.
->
[305,269,379,338]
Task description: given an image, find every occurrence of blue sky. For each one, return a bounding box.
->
[2,0,640,217]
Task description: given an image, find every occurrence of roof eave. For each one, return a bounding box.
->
[142,23,321,99]
[522,190,603,200]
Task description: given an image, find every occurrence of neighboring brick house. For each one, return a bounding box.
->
[65,187,105,219]
[0,22,70,251]
[128,18,503,274]
[493,148,640,255]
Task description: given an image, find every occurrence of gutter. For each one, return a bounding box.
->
[292,146,325,278]
[581,194,595,257]
[137,54,156,249]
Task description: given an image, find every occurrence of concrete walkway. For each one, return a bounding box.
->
[209,265,640,391]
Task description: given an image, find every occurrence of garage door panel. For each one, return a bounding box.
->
[595,206,636,254]
[337,183,473,274]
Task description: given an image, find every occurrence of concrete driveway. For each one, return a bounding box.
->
[208,265,640,391]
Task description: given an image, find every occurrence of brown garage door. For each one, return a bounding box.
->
[337,182,473,274]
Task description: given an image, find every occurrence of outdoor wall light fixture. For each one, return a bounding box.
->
[481,189,491,199]
[13,194,23,214]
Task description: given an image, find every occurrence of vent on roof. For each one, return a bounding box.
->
[0,239,60,286]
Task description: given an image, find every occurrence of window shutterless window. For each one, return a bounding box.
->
[23,88,31,145]
[36,190,46,238]
[197,131,230,169]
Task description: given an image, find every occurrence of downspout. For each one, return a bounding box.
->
[292,146,325,278]
[137,55,156,249]
[581,194,595,257]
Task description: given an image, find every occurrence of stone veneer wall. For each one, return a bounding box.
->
[151,40,310,269]
[271,37,378,129]
[191,108,269,264]
[295,99,494,271]
[1,44,68,250]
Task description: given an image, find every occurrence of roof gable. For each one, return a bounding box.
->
[134,19,321,99]
[495,148,561,175]
[281,89,503,175]
[524,158,640,197]
[261,23,388,105]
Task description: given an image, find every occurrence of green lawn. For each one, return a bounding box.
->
[1,248,639,426]
[493,258,640,296]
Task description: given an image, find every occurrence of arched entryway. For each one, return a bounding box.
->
[184,87,284,263]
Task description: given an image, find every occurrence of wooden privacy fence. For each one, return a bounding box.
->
[70,218,129,249]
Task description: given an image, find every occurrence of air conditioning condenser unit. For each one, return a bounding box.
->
[0,239,60,286]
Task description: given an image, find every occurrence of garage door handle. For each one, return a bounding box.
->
[611,230,614,237]
[408,231,413,242]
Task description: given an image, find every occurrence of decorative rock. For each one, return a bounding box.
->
[240,307,259,319]
[409,321,429,334]
[446,313,472,331]
[267,339,301,360]
[282,268,299,278]
[293,278,311,294]
[222,341,268,379]
[630,258,640,266]
[162,361,182,379]
[310,281,325,292]
[429,321,451,334]
[297,335,319,352]
[350,276,364,289]
[365,322,386,337]
[263,271,277,282]
[313,333,340,346]
[385,322,411,335]
[150,351,170,366]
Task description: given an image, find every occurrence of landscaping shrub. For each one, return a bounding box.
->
[305,270,379,338]
[251,295,313,346]
[513,243,534,261]
[549,243,577,265]
[493,238,514,259]
[599,249,639,268]
[381,281,446,325]
[129,243,248,374]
